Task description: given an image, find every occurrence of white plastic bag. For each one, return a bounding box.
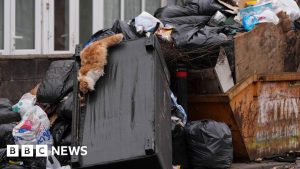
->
[272,0,300,21]
[242,9,279,31]
[134,11,163,34]
[13,105,53,145]
[12,93,36,117]
[257,9,280,24]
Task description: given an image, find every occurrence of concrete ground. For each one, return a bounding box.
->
[231,160,299,169]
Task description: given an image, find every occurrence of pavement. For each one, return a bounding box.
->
[231,160,300,169]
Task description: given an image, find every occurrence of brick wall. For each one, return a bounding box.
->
[0,54,72,103]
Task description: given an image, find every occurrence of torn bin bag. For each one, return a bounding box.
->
[56,92,73,121]
[0,98,21,124]
[185,120,233,169]
[172,24,228,48]
[37,60,74,104]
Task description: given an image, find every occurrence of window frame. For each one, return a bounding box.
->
[0,0,164,56]
[1,0,9,55]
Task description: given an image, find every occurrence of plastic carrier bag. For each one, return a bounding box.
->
[12,93,53,146]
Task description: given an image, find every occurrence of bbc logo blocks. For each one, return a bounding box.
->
[7,145,48,157]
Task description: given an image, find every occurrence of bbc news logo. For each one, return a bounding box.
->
[7,145,87,157]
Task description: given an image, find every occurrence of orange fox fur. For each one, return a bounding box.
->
[78,33,123,94]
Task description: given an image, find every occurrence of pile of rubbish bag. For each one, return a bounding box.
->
[152,0,300,71]
[154,0,239,48]
[3,0,300,168]
[0,60,74,168]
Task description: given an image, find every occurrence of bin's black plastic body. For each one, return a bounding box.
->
[72,36,172,169]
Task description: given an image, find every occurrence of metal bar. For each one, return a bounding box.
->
[71,44,82,167]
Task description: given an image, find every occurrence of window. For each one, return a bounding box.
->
[79,0,93,44]
[0,0,41,55]
[45,0,76,54]
[54,0,69,51]
[15,0,35,49]
[0,0,162,55]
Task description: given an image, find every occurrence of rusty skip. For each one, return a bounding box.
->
[189,73,300,161]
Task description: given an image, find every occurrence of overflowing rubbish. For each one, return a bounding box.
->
[0,98,21,124]
[185,120,233,169]
[0,59,75,167]
[2,0,300,168]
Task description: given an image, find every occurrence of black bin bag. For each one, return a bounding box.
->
[0,98,21,124]
[185,0,224,16]
[154,0,224,19]
[160,16,211,26]
[172,123,189,168]
[154,5,199,18]
[172,24,228,49]
[56,92,73,121]
[111,20,142,40]
[51,120,71,165]
[37,60,74,104]
[185,120,233,169]
[0,123,16,148]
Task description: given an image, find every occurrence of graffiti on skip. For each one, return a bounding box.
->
[258,98,299,124]
[256,98,299,142]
